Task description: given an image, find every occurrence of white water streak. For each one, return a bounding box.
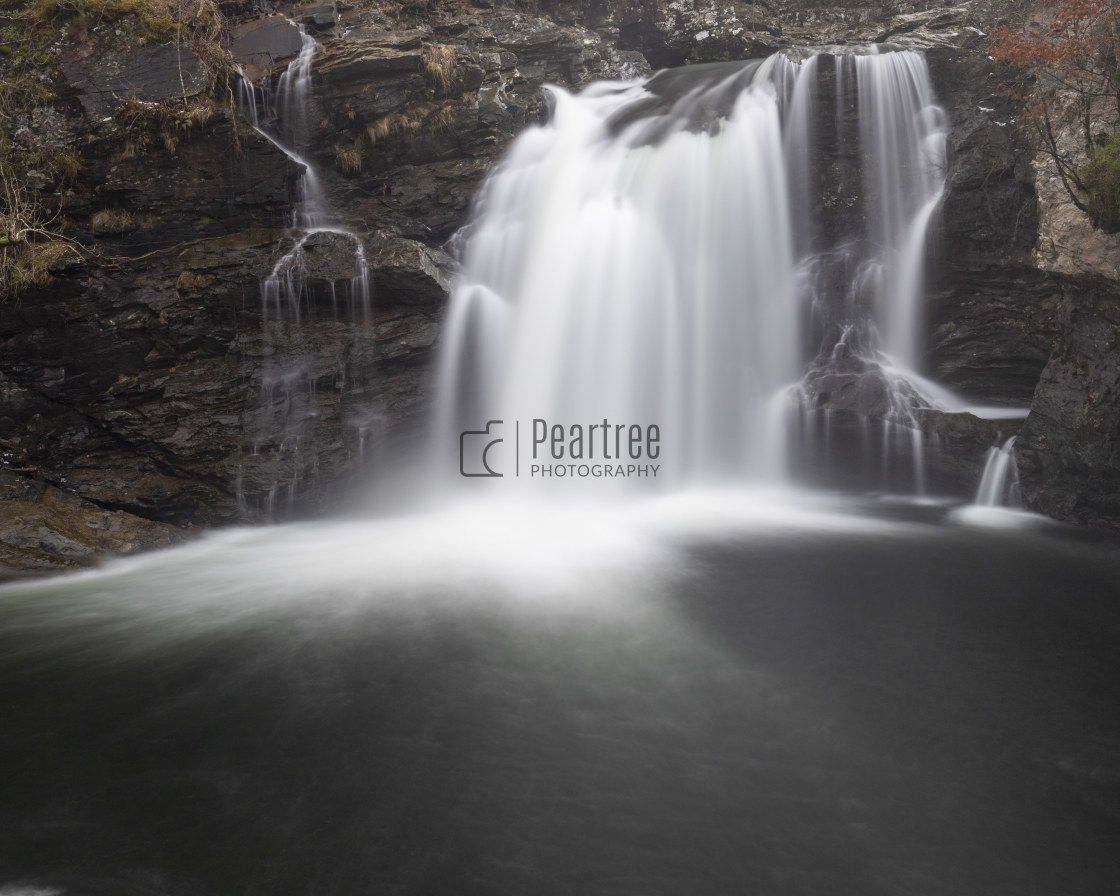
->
[975,436,1020,507]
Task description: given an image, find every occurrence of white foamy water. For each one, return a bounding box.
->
[974,435,1021,507]
[432,48,1020,499]
[435,66,802,490]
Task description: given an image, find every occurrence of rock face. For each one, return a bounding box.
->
[923,30,1120,524]
[921,38,1069,408]
[61,41,208,118]
[2,0,1119,572]
[1015,276,1120,532]
[795,361,1018,496]
[0,469,180,580]
[0,122,298,529]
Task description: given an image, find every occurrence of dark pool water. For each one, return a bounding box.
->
[1,495,1118,896]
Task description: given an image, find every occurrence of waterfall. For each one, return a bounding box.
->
[855,51,947,370]
[235,25,376,516]
[975,437,1020,507]
[434,48,956,494]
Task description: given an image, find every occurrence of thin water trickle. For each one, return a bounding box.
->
[234,24,378,515]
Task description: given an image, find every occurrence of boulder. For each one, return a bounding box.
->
[228,16,305,81]
[370,234,455,306]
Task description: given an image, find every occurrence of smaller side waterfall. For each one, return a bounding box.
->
[234,24,379,517]
[975,437,1020,507]
[854,50,947,371]
[789,49,950,495]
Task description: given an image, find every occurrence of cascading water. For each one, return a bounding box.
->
[790,48,951,494]
[234,24,377,515]
[436,59,803,490]
[974,436,1021,507]
[855,51,947,371]
[435,47,971,495]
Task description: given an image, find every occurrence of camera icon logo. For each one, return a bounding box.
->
[459,420,505,477]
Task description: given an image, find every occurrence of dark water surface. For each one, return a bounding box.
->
[1,496,1119,896]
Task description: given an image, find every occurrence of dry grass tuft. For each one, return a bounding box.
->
[91,208,134,235]
[365,100,460,149]
[421,43,457,93]
[335,143,363,173]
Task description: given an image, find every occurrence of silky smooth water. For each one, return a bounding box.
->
[975,436,1020,507]
[1,496,1119,894]
[434,48,966,496]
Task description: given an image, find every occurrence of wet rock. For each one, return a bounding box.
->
[0,217,288,526]
[292,231,369,282]
[315,28,425,82]
[1016,276,1120,533]
[913,407,1017,446]
[618,0,779,68]
[293,3,338,28]
[4,0,1119,559]
[0,469,181,581]
[802,369,895,418]
[874,7,967,43]
[927,273,1062,405]
[913,407,1022,495]
[370,234,455,306]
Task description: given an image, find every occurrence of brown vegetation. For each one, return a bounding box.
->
[335,143,363,173]
[990,0,1120,227]
[91,208,135,235]
[421,43,458,94]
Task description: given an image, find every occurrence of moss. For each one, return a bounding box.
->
[0,73,54,113]
[9,144,82,184]
[1082,131,1120,233]
[0,0,232,304]
[138,14,178,43]
[25,0,184,32]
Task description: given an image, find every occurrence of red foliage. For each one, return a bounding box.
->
[988,0,1119,213]
[989,0,1119,111]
